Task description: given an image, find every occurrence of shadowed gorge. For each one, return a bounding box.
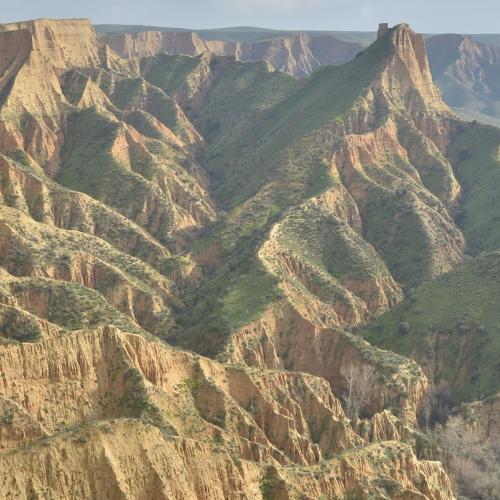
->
[0,17,499,499]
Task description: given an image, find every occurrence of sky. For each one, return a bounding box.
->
[1,0,499,34]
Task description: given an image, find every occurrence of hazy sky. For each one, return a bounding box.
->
[1,0,498,33]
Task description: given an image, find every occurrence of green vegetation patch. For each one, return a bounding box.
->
[59,108,176,245]
[141,54,202,96]
[0,304,44,342]
[9,277,143,334]
[170,252,280,357]
[363,252,500,401]
[448,123,500,255]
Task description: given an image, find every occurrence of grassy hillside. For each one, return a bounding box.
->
[157,33,397,353]
[448,123,500,255]
[363,252,500,401]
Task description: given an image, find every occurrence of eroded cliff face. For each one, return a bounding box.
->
[0,19,216,252]
[0,19,475,498]
[105,30,210,59]
[225,304,427,428]
[102,30,363,78]
[0,326,453,498]
[460,395,500,439]
[0,19,113,169]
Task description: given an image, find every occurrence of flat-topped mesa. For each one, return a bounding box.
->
[0,18,109,120]
[0,19,124,170]
[102,29,363,78]
[0,18,103,71]
[104,30,210,58]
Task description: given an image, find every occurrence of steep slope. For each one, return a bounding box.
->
[0,18,103,68]
[363,251,500,402]
[446,121,500,254]
[155,24,464,362]
[0,327,452,499]
[3,17,500,498]
[361,118,500,403]
[103,30,364,78]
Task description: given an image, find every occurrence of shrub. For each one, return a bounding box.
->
[398,322,410,335]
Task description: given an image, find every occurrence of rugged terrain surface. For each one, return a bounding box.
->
[99,25,500,127]
[0,17,499,498]
[103,30,363,78]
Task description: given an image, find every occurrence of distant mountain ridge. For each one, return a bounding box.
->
[95,23,500,47]
[104,30,364,77]
[95,24,378,45]
[427,33,500,124]
[97,24,500,125]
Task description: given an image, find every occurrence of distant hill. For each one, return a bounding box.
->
[95,23,378,45]
[95,23,500,47]
[102,29,364,78]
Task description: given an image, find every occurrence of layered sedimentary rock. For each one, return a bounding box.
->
[2,18,497,498]
[103,30,363,78]
[0,325,453,498]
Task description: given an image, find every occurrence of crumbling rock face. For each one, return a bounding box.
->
[0,326,358,464]
[0,19,111,167]
[0,18,104,70]
[0,420,264,499]
[459,394,500,439]
[0,419,453,499]
[104,30,211,59]
[0,327,454,498]
[0,18,474,497]
[225,305,427,427]
[0,395,48,452]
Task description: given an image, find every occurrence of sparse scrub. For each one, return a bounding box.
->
[433,415,500,499]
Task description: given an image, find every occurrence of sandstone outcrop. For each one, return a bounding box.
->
[0,326,454,498]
